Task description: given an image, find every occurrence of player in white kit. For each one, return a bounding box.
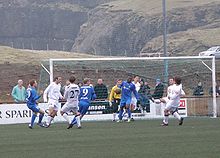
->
[161,76,185,126]
[130,76,141,111]
[153,78,174,117]
[155,78,175,104]
[43,76,63,127]
[60,76,81,128]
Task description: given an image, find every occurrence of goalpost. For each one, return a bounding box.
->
[41,56,217,118]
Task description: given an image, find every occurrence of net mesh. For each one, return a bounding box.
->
[39,58,219,116]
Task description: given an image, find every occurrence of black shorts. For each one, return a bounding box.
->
[112,99,121,113]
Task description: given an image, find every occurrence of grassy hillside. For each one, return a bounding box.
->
[0,46,95,64]
[0,46,97,102]
[141,24,220,56]
[108,0,220,16]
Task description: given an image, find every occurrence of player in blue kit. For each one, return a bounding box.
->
[67,78,96,129]
[117,77,139,122]
[26,80,45,129]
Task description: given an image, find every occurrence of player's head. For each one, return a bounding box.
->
[54,76,62,84]
[133,75,140,83]
[174,76,181,85]
[169,78,174,86]
[116,79,122,86]
[29,79,37,88]
[127,76,133,83]
[83,78,91,85]
[69,76,76,84]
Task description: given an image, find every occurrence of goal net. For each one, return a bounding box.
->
[39,56,218,118]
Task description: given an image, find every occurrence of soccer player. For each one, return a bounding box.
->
[109,79,122,121]
[43,76,63,127]
[26,79,45,129]
[117,77,139,122]
[130,76,141,111]
[60,76,81,126]
[153,78,175,115]
[161,76,185,126]
[155,77,174,104]
[67,78,96,129]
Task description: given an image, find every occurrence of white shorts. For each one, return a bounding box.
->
[131,97,137,109]
[61,102,78,114]
[48,99,59,111]
[164,101,179,112]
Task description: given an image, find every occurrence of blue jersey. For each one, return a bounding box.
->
[79,85,96,104]
[120,81,139,101]
[26,86,41,107]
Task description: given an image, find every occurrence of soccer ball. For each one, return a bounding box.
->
[114,88,121,94]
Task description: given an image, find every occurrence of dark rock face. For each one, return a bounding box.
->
[71,3,220,56]
[0,0,115,51]
[0,0,219,54]
[71,8,156,56]
[0,7,87,51]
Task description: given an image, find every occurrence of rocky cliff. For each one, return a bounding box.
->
[0,0,219,55]
[71,0,220,56]
[0,0,115,51]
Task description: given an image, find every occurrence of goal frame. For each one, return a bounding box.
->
[47,56,217,117]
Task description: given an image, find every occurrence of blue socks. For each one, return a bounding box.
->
[30,113,44,127]
[127,108,131,118]
[38,113,44,124]
[31,114,37,127]
[118,108,124,120]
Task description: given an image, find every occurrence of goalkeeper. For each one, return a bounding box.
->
[109,79,122,121]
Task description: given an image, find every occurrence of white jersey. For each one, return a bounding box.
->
[167,85,173,96]
[43,82,62,102]
[64,83,80,105]
[133,81,141,92]
[167,84,185,107]
[131,81,141,106]
[161,84,174,103]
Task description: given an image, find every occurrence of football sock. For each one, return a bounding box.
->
[31,114,37,127]
[127,108,131,118]
[113,113,116,120]
[122,111,126,118]
[76,116,81,127]
[38,113,44,124]
[62,113,70,124]
[173,111,181,120]
[118,108,123,120]
[139,106,144,113]
[163,116,169,124]
[47,115,53,125]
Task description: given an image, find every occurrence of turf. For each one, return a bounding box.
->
[0,118,220,158]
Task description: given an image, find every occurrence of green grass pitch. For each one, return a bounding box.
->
[0,118,220,158]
